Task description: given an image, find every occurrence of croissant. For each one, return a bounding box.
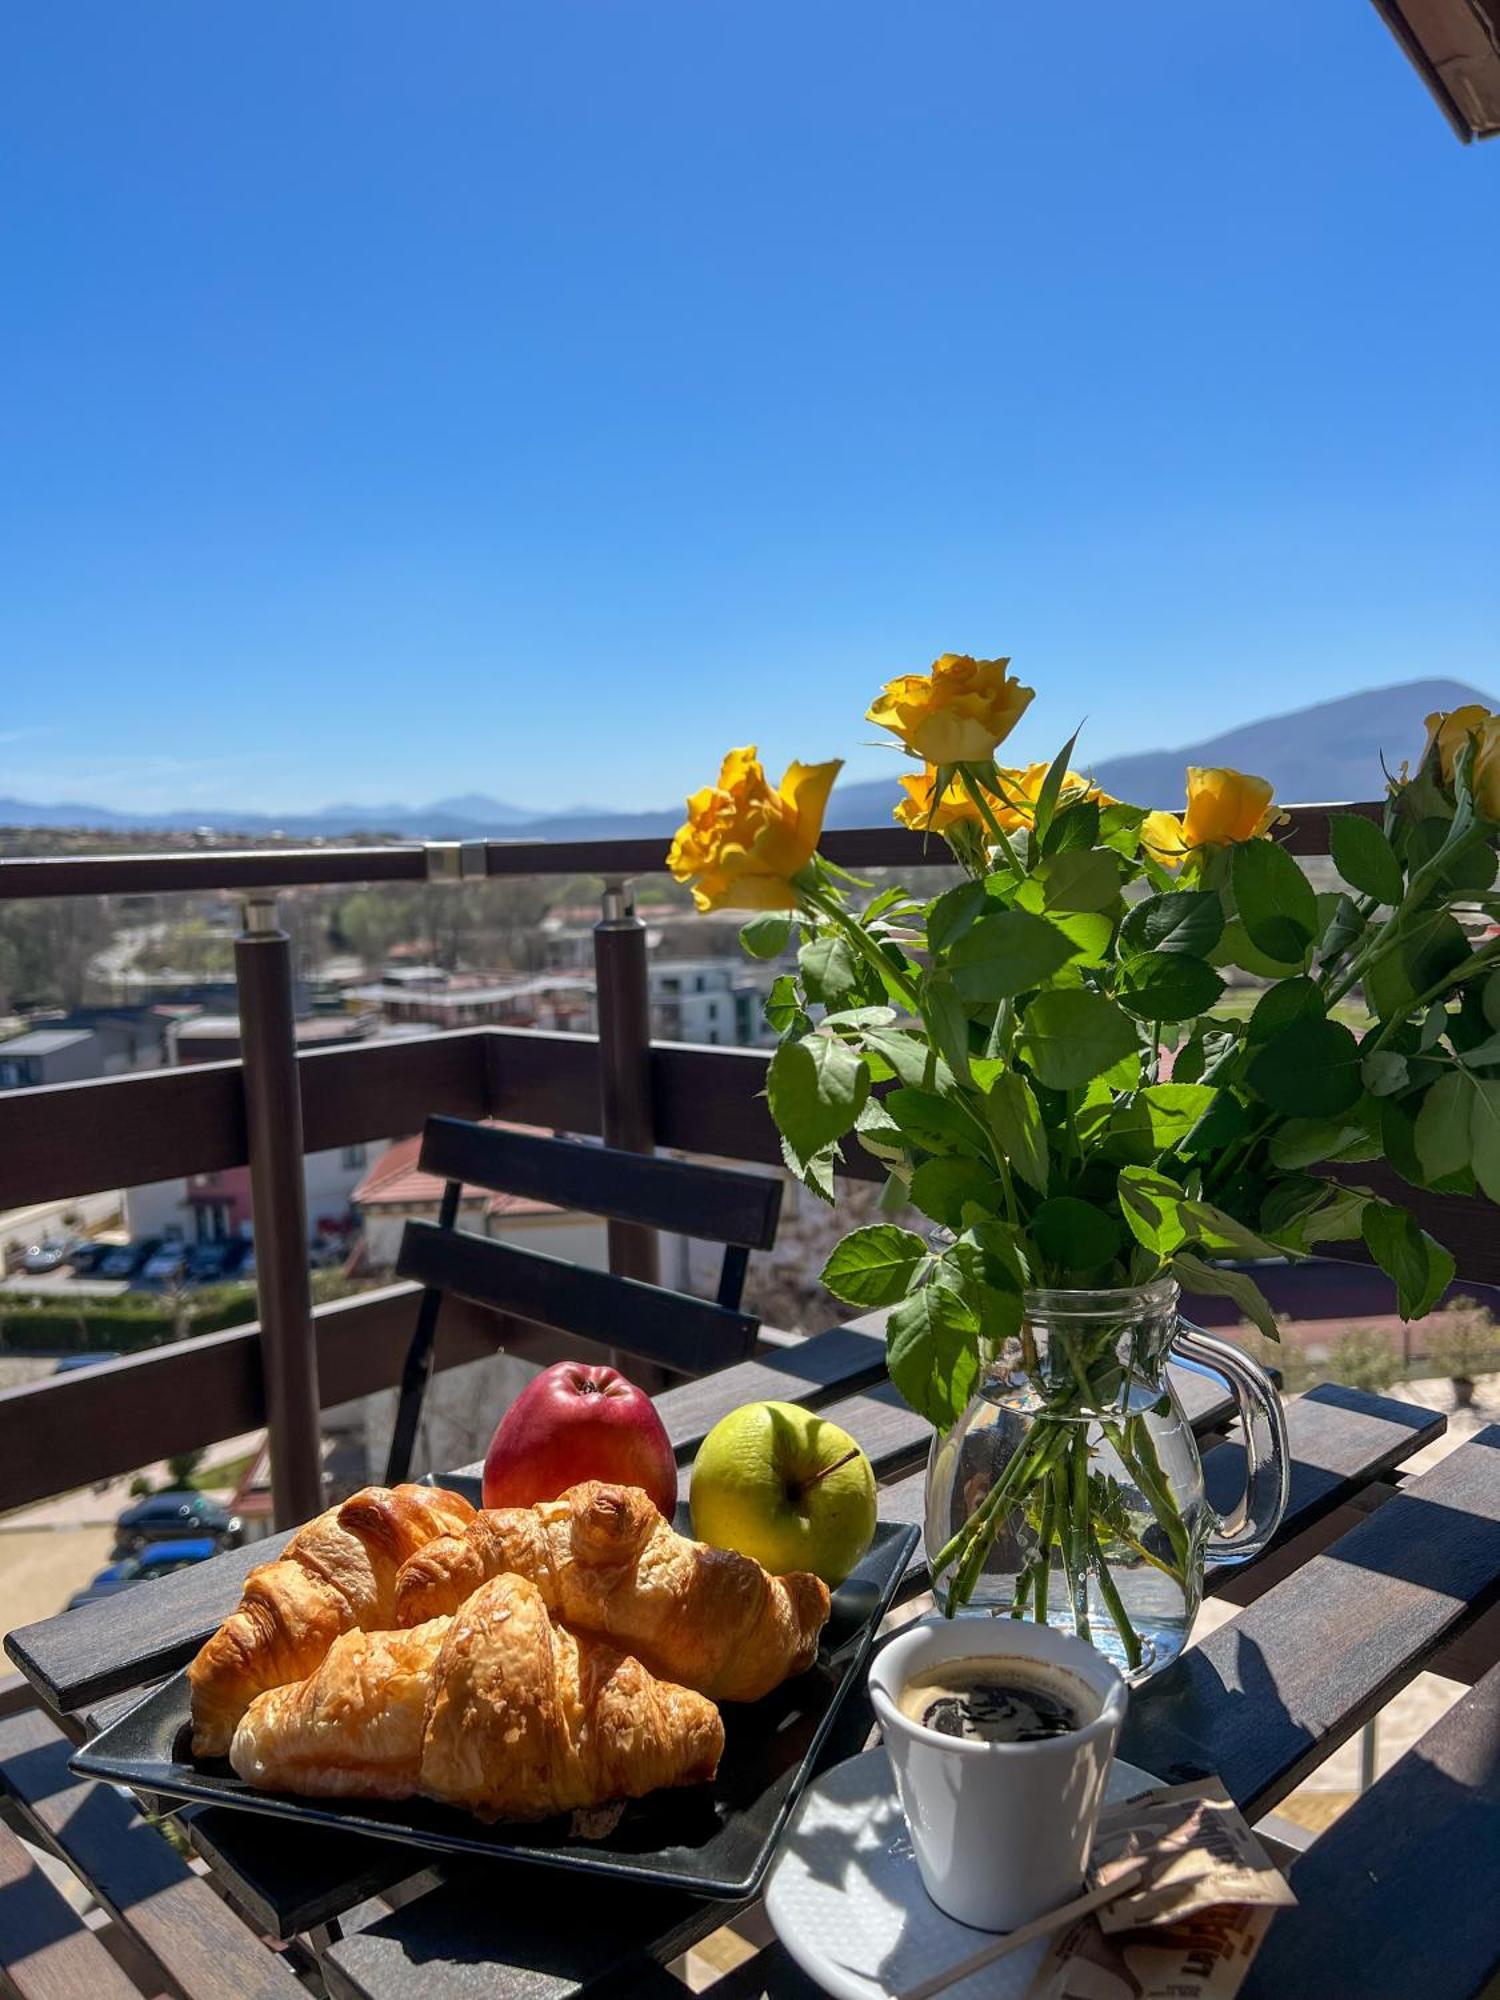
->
[187,1482,475,1756]
[229,1572,725,1820]
[393,1480,831,1702]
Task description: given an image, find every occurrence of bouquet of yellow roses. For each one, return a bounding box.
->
[670,660,1500,1662]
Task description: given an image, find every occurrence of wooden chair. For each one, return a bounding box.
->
[383,1115,783,1482]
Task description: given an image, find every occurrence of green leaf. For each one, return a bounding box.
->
[764,974,805,1037]
[1330,813,1404,905]
[981,1071,1050,1192]
[779,1131,837,1204]
[1232,840,1319,964]
[1171,1251,1281,1343]
[1120,889,1224,959]
[1361,1051,1410,1098]
[1117,1166,1191,1255]
[1042,797,1100,856]
[926,881,989,956]
[1247,1017,1363,1117]
[1037,847,1121,915]
[885,1087,979,1153]
[1037,906,1114,966]
[909,1156,1005,1232]
[1212,918,1307,979]
[767,1033,870,1165]
[1295,1185,1371,1247]
[1484,971,1500,1031]
[1361,1202,1455,1320]
[1030,1196,1124,1274]
[852,1094,905,1161]
[820,1225,931,1308]
[1470,1078,1500,1203]
[947,908,1078,1003]
[1269,1108,1378,1168]
[1116,952,1225,1023]
[921,973,974,1084]
[740,912,792,959]
[1247,978,1324,1043]
[1103,1083,1217,1164]
[798,934,861,1007]
[1178,1197,1283,1261]
[885,1284,982,1429]
[1019,990,1138,1090]
[938,1238,1025,1332]
[863,1027,953,1092]
[1030,729,1082,846]
[1098,802,1147,856]
[1414,1070,1473,1181]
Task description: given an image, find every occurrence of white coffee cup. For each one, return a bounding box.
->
[868,1617,1127,1932]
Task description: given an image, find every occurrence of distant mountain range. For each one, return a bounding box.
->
[1,678,1493,841]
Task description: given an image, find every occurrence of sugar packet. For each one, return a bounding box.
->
[1089,1779,1296,1933]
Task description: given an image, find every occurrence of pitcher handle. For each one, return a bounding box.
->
[1170,1318,1290,1566]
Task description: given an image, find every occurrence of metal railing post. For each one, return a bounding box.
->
[235,894,322,1527]
[593,878,659,1286]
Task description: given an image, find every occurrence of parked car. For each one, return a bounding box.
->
[96,1238,159,1280]
[184,1238,246,1283]
[138,1242,189,1285]
[111,1490,242,1558]
[66,1240,111,1274]
[66,1536,218,1609]
[53,1350,122,1373]
[21,1236,76,1274]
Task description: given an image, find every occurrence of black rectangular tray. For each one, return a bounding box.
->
[73,1517,917,1900]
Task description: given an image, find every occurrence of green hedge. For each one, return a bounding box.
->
[0,1283,259,1355]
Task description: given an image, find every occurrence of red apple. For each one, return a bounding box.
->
[482,1361,678,1519]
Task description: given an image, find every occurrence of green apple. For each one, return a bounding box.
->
[690,1400,878,1586]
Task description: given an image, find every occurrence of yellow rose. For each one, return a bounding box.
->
[892,768,984,833]
[1141,766,1279,868]
[867,653,1034,763]
[988,761,1114,831]
[668,747,841,912]
[1472,717,1500,820]
[1422,705,1492,785]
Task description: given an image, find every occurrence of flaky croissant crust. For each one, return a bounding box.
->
[187,1481,475,1757]
[229,1572,725,1820]
[393,1480,831,1703]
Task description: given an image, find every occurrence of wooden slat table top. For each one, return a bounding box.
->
[1241,1657,1500,1999]
[0,1814,145,2000]
[1121,1425,1500,1811]
[0,1706,305,2000]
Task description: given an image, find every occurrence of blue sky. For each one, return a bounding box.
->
[2,4,1497,817]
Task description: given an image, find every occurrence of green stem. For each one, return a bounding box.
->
[1105,1416,1191,1573]
[1087,1517,1143,1671]
[804,890,923,1010]
[1068,1430,1092,1643]
[1033,1481,1056,1623]
[957,768,1024,876]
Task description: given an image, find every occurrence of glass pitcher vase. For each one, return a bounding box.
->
[924,1279,1289,1681]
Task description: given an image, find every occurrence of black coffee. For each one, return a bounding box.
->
[897,1655,1097,1744]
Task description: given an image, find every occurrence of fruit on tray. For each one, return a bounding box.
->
[482,1361,677,1521]
[689,1401,877,1588]
[394,1479,831,1702]
[186,1482,477,1757]
[231,1571,725,1818]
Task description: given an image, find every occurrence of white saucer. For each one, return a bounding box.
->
[764,1745,1160,2000]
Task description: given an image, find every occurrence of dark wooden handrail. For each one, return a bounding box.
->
[0,801,1379,901]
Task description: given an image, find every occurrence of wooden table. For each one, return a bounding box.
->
[6,1319,1500,2000]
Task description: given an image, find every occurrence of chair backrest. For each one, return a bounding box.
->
[384,1118,784,1479]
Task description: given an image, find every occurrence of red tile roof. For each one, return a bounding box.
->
[352,1124,559,1217]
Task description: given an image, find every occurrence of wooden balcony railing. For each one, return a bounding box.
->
[8,800,1488,1528]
